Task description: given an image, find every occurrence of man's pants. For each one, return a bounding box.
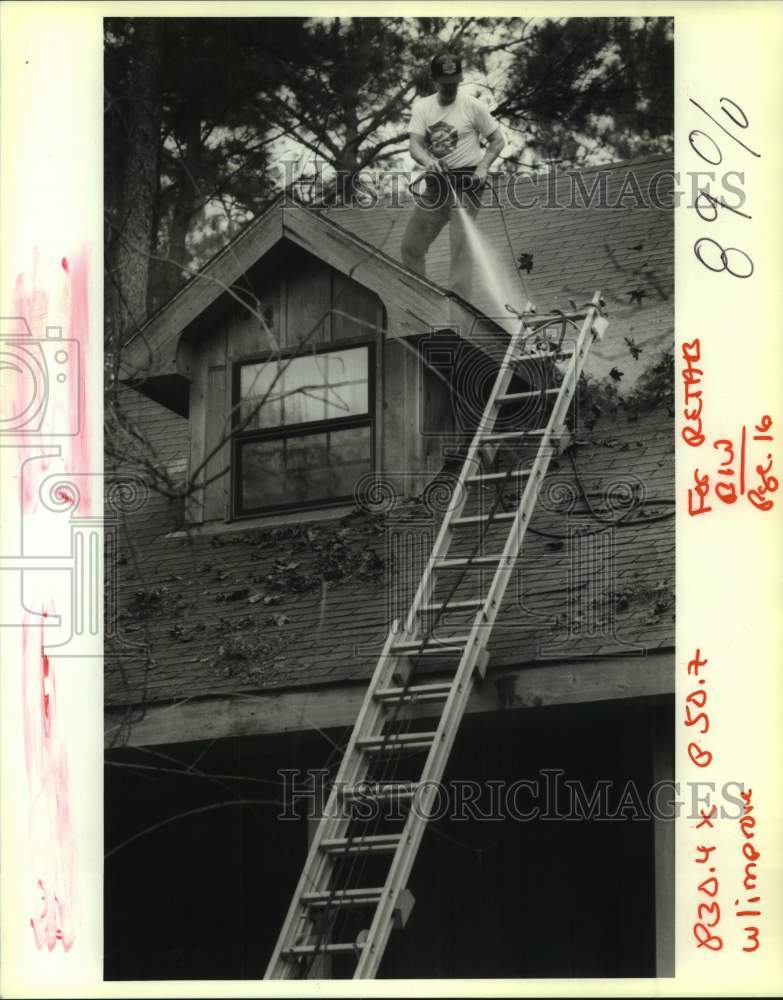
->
[400,169,484,301]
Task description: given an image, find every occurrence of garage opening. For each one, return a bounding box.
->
[105,696,669,979]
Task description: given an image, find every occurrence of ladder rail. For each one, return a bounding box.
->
[265,620,405,978]
[402,318,531,636]
[355,294,606,977]
[265,292,608,980]
[476,293,606,637]
[354,611,487,977]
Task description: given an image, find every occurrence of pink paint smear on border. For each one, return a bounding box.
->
[23,611,76,952]
[13,248,91,952]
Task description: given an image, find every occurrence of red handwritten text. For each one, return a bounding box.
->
[681,338,705,447]
[685,649,712,767]
[735,788,762,952]
[688,416,777,515]
[687,649,723,951]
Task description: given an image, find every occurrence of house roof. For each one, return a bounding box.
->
[106,154,675,718]
[121,154,673,403]
[105,397,674,713]
[324,153,674,388]
[119,198,511,410]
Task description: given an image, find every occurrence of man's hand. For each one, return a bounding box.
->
[410,134,445,174]
[473,164,489,186]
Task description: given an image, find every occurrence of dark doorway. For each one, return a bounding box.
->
[105,697,667,979]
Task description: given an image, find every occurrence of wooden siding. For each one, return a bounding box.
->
[187,245,426,523]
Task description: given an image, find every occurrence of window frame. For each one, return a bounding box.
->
[230,337,376,518]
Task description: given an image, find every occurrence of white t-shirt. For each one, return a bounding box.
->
[408,91,500,169]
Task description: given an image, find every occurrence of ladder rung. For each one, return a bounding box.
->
[466,469,530,484]
[356,732,437,752]
[374,682,453,703]
[302,888,384,908]
[392,636,471,654]
[394,646,465,657]
[527,309,589,325]
[512,350,573,363]
[284,942,362,956]
[321,833,401,855]
[421,598,484,612]
[480,428,549,443]
[452,511,516,526]
[435,555,510,569]
[339,782,419,802]
[496,388,560,403]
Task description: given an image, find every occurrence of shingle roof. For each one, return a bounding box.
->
[106,154,674,712]
[106,400,674,709]
[324,154,674,386]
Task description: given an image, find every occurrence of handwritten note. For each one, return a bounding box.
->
[683,98,777,516]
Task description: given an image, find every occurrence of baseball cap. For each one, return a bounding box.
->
[430,52,463,83]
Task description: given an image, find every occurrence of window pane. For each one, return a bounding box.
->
[239,361,283,429]
[327,426,373,496]
[323,349,368,420]
[239,347,368,430]
[239,424,372,511]
[239,436,288,508]
[285,355,326,425]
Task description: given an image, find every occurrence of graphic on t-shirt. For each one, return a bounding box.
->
[426,122,459,159]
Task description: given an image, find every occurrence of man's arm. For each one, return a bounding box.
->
[410,132,444,172]
[474,127,505,182]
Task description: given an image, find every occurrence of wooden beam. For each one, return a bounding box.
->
[105,650,673,749]
[185,351,207,524]
[651,699,675,976]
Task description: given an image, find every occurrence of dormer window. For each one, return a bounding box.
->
[232,342,374,515]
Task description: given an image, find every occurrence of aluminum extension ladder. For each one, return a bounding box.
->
[265,291,608,979]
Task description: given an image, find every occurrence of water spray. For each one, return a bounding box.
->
[408,168,535,326]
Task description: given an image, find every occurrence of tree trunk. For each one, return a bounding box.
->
[334,103,361,203]
[152,115,201,307]
[112,19,164,343]
[168,111,202,272]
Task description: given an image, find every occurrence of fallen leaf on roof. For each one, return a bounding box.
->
[218,587,250,602]
[624,336,643,360]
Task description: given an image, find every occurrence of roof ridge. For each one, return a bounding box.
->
[128,151,672,344]
[287,203,467,307]
[491,152,673,185]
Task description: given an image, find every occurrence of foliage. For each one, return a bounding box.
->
[104,15,674,319]
[577,346,674,430]
[106,18,295,311]
[243,513,387,594]
[612,576,674,623]
[493,17,674,166]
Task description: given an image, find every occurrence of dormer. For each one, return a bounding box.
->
[121,202,508,528]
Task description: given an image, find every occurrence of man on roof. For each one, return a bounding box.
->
[401,52,505,302]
